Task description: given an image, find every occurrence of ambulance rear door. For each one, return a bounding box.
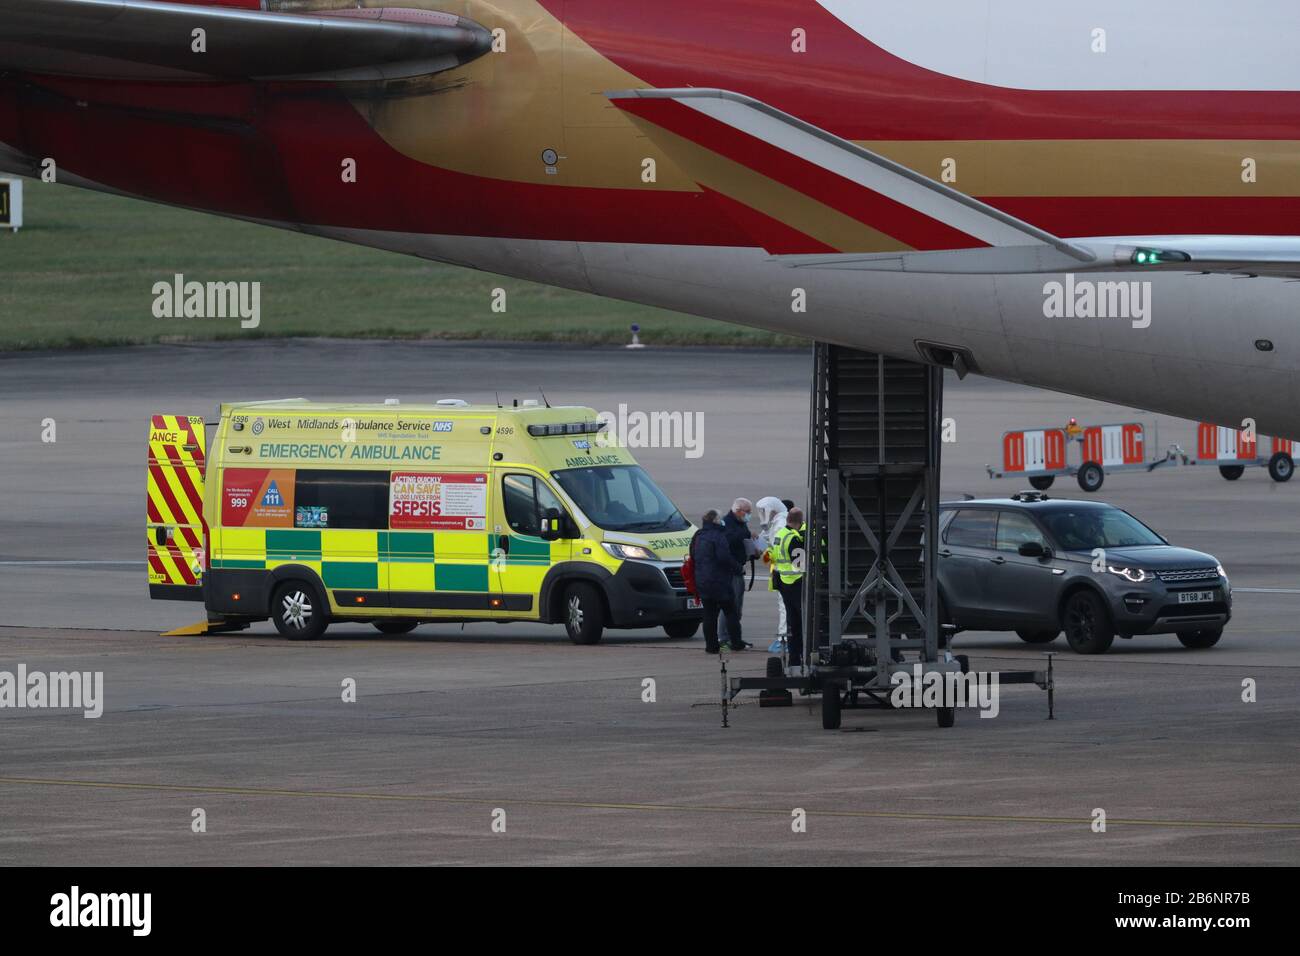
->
[146,414,206,601]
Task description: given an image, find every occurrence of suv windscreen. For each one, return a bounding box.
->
[1039,508,1165,551]
[944,509,996,548]
[551,465,688,533]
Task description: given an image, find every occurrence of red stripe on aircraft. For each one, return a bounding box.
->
[166,0,264,8]
[618,97,986,251]
[700,187,837,254]
[984,195,1300,239]
[11,72,1300,252]
[553,0,1300,141]
[0,75,748,247]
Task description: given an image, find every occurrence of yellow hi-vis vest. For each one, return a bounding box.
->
[774,524,806,585]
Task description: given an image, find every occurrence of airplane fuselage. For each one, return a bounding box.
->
[3,0,1299,434]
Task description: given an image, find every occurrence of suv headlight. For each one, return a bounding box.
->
[602,542,658,561]
[1107,565,1152,583]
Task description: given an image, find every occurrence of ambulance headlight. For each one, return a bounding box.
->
[602,543,658,561]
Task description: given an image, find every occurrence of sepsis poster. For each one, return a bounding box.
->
[390,472,487,530]
[222,468,295,527]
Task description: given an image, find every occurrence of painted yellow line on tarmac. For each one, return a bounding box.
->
[1,776,1296,830]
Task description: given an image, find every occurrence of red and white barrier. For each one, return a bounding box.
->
[1197,423,1293,463]
[1002,428,1067,474]
[1082,423,1144,467]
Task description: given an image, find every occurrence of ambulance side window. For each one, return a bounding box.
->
[294,470,389,529]
[536,480,564,519]
[502,474,564,537]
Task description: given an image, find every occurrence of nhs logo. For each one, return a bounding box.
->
[572,440,591,450]
[432,421,454,433]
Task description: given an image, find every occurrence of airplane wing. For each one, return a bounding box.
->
[609,88,1300,279]
[0,0,492,82]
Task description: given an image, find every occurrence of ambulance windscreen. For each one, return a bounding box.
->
[552,465,689,534]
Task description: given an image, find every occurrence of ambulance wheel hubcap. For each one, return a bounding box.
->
[568,596,583,631]
[282,590,312,630]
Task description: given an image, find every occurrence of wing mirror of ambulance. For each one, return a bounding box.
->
[540,508,576,541]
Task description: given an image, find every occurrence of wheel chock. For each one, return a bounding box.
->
[161,620,250,637]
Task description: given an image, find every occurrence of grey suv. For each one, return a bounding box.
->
[937,493,1230,654]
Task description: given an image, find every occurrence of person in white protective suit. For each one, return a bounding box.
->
[755,496,794,653]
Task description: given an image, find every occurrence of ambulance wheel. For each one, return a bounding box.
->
[821,683,842,730]
[272,580,329,641]
[1177,628,1223,649]
[663,620,699,639]
[373,620,418,635]
[1218,465,1245,481]
[1029,475,1055,491]
[1268,452,1294,483]
[936,706,956,728]
[564,582,605,645]
[1076,462,1104,493]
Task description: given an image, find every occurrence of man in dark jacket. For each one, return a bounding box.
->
[718,497,755,648]
[691,510,744,653]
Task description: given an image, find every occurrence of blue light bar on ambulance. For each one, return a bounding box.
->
[526,420,607,437]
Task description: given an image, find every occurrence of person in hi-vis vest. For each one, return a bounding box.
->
[772,508,806,673]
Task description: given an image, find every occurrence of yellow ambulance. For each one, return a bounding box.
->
[146,400,702,642]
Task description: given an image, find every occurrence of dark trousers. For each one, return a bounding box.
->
[718,574,745,643]
[702,597,742,651]
[777,577,804,663]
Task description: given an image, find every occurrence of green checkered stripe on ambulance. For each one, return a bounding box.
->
[212,527,560,592]
[215,528,492,591]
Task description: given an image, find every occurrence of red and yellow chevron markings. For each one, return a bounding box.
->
[146,414,206,588]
